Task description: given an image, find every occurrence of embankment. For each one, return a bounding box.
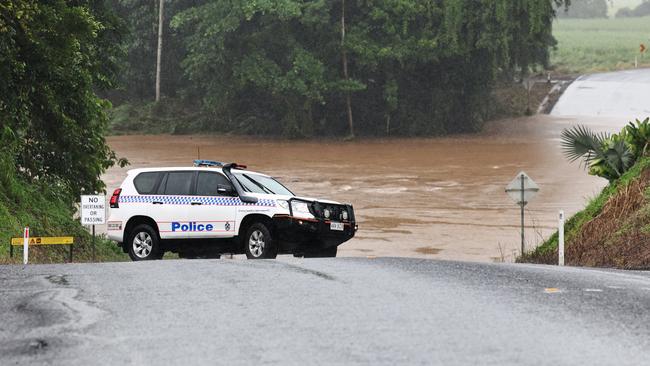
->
[0,153,126,264]
[523,158,650,269]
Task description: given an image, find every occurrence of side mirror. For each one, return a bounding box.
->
[217,184,236,196]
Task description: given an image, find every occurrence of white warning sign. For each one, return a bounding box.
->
[80,195,106,225]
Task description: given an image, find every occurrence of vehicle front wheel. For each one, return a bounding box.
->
[244,222,277,259]
[127,224,162,261]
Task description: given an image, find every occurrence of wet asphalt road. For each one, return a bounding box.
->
[1,258,649,365]
[552,68,650,118]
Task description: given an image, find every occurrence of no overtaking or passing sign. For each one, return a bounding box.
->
[81,195,106,225]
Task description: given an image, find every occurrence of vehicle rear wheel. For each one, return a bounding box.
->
[304,246,337,258]
[244,222,277,259]
[127,224,162,261]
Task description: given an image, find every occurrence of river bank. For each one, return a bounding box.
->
[108,81,556,136]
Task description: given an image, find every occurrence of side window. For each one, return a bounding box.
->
[133,172,160,194]
[196,172,233,196]
[162,172,193,195]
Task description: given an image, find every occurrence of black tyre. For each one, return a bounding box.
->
[127,224,162,261]
[304,246,337,258]
[243,222,277,259]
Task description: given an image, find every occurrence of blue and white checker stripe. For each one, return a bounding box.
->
[119,195,275,207]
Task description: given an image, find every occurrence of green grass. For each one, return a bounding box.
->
[551,16,650,73]
[0,152,128,264]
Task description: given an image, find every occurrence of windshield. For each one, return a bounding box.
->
[233,173,294,196]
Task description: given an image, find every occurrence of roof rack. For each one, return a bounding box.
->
[193,160,248,169]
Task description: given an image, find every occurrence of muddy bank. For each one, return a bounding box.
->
[105,115,620,262]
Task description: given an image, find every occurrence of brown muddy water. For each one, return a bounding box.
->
[105,115,622,262]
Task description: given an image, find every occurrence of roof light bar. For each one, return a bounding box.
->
[193,160,247,169]
[193,160,225,167]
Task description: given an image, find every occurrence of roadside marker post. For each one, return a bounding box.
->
[23,226,29,265]
[558,210,565,266]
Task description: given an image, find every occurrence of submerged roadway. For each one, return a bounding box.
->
[1,258,649,365]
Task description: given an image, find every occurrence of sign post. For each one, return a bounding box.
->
[505,172,539,255]
[80,195,106,262]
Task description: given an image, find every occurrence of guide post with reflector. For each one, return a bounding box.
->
[23,226,29,265]
[559,210,565,266]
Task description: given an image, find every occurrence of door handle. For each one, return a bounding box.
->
[191,202,202,206]
[152,201,163,205]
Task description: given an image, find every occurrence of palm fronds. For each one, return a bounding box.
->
[560,125,608,164]
[561,124,636,182]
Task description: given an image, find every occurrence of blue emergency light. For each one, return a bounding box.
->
[193,160,225,167]
[193,160,248,169]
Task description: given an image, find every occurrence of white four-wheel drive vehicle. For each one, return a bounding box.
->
[107,160,357,260]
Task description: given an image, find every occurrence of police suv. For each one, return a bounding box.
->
[107,161,357,261]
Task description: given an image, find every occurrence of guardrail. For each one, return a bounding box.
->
[9,235,75,263]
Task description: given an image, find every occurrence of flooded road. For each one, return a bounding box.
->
[105,115,622,262]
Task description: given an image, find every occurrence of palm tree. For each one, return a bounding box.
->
[561,125,635,182]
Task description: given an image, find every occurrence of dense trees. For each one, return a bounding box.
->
[616,1,650,17]
[556,0,608,18]
[114,0,562,137]
[109,0,200,101]
[2,1,572,148]
[0,0,126,199]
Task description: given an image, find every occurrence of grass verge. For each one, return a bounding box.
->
[0,152,127,265]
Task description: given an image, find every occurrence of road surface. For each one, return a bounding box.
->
[1,258,649,365]
[552,68,650,119]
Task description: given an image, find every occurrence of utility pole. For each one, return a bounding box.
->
[341,0,354,138]
[520,174,525,255]
[155,0,164,102]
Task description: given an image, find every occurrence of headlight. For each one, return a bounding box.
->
[323,208,331,219]
[291,200,314,219]
[342,210,349,220]
[276,200,290,210]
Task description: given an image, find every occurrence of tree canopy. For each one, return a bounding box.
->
[0,0,126,199]
[2,0,571,147]
[163,0,567,136]
[616,1,650,17]
[556,0,608,18]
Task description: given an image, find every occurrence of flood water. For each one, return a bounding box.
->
[105,115,621,262]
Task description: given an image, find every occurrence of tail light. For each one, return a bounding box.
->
[110,188,122,208]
